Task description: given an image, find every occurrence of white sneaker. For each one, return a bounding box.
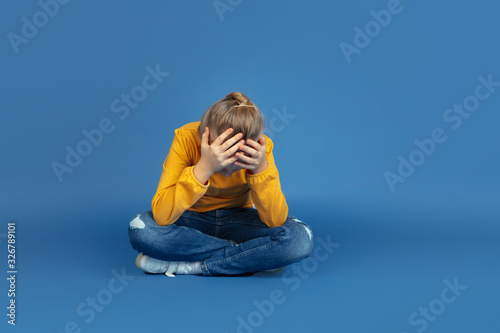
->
[135,253,194,277]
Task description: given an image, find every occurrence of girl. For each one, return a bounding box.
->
[128,92,313,277]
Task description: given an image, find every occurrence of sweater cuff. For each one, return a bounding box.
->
[245,163,275,183]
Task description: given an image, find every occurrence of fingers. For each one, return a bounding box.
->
[206,130,266,173]
[212,128,234,146]
[237,144,257,157]
[234,136,266,171]
[234,160,252,169]
[234,152,254,164]
[245,137,265,151]
[259,135,266,147]
[201,127,209,146]
[221,155,239,168]
[211,128,246,154]
[220,132,244,151]
[240,136,265,156]
[222,138,245,158]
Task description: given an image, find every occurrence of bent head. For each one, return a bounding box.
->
[200,92,265,177]
[208,123,254,177]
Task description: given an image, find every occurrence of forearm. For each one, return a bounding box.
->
[251,188,288,227]
[246,165,288,227]
[193,161,213,185]
[152,189,185,226]
[152,166,209,225]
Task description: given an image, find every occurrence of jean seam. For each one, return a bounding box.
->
[201,260,211,276]
[204,229,289,269]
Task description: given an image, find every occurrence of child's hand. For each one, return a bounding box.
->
[234,135,268,174]
[194,127,245,182]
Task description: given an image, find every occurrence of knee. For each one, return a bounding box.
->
[128,211,155,248]
[129,214,146,230]
[281,217,314,263]
[129,211,156,230]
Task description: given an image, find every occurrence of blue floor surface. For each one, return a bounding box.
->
[9,197,499,333]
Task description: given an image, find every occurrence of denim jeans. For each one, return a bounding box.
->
[128,207,314,276]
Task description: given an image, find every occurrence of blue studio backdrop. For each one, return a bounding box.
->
[1,0,499,332]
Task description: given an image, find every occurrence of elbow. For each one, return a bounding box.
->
[261,203,289,228]
[273,204,289,227]
[151,206,164,226]
[265,210,288,228]
[266,219,285,228]
[151,208,174,226]
[151,196,171,226]
[264,217,287,228]
[153,212,168,226]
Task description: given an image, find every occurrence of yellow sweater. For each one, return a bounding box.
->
[151,121,288,228]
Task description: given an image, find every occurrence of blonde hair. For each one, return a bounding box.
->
[198,92,264,141]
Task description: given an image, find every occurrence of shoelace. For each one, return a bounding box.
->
[164,261,192,278]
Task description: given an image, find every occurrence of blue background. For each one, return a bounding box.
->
[1,0,499,332]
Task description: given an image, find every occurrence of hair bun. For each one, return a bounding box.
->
[226,92,249,104]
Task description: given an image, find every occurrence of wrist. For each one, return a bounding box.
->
[193,162,212,185]
[252,161,268,175]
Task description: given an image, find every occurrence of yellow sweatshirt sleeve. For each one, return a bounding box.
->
[151,129,209,226]
[245,137,289,228]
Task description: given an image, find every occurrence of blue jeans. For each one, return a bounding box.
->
[128,207,314,276]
